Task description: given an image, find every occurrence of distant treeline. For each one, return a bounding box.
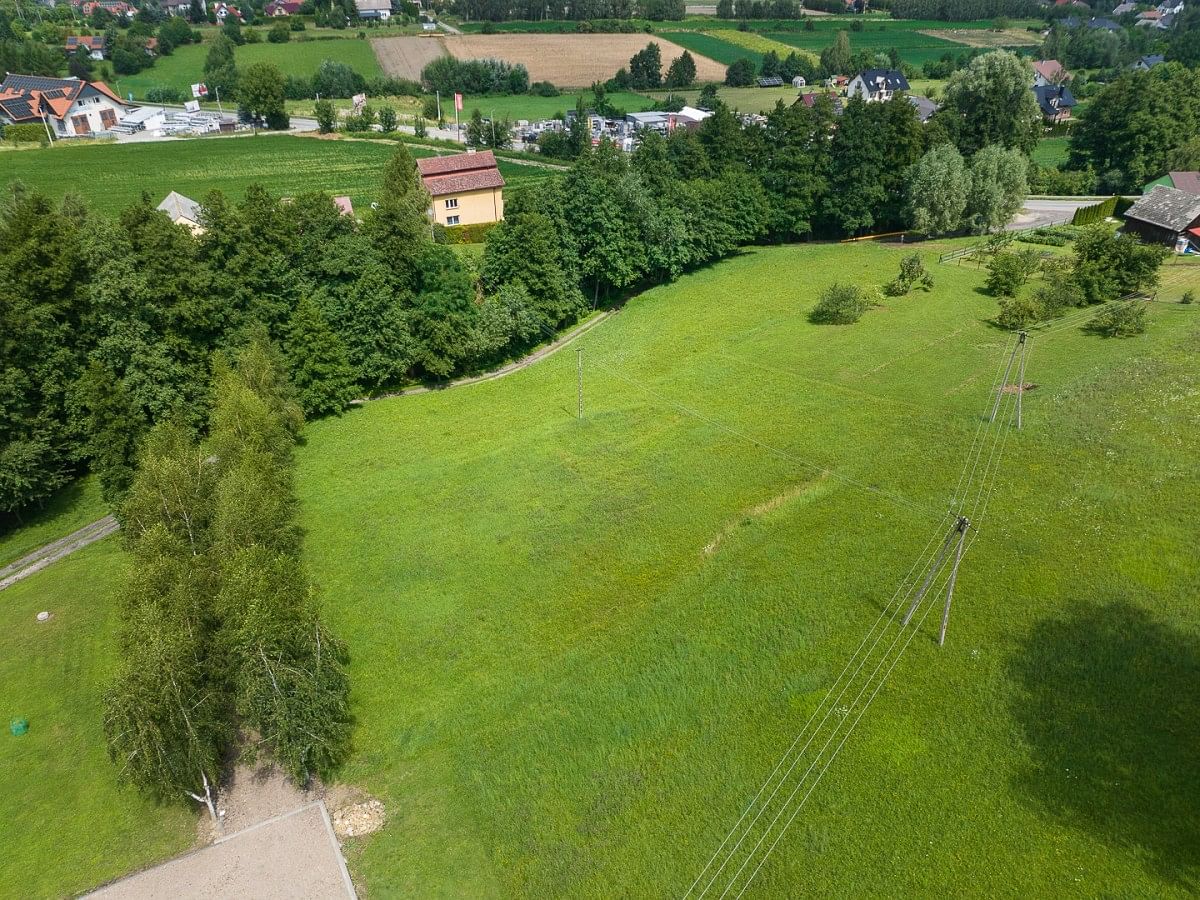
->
[888,0,1043,20]
[452,0,684,22]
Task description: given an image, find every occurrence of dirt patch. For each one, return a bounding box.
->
[704,473,829,557]
[440,34,726,87]
[1002,382,1038,394]
[372,35,447,80]
[331,799,386,838]
[920,28,1041,48]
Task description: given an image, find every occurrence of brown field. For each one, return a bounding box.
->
[440,33,727,87]
[371,35,447,80]
[920,27,1042,48]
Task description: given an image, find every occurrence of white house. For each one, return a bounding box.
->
[846,68,909,103]
[157,191,205,233]
[0,74,131,137]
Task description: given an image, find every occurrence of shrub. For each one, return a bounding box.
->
[1071,196,1118,226]
[145,86,184,103]
[1183,290,1195,305]
[530,80,560,97]
[377,106,397,132]
[2,123,48,144]
[986,249,1040,297]
[1089,300,1147,337]
[810,282,873,325]
[996,294,1042,330]
[884,252,933,296]
[268,21,290,43]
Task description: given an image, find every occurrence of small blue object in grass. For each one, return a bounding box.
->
[10,718,29,736]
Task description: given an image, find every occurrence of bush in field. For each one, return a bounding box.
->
[810,282,874,324]
[1089,300,1148,337]
[996,293,1043,330]
[986,249,1040,297]
[885,252,934,296]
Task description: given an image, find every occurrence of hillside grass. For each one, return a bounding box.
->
[0,134,550,216]
[0,538,197,898]
[293,243,1200,896]
[0,477,107,568]
[114,37,383,100]
[4,242,1198,896]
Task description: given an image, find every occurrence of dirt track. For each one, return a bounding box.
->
[371,35,446,80]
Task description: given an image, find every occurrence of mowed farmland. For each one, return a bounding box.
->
[373,34,726,86]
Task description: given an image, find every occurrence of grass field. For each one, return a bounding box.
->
[0,135,550,216]
[1032,136,1070,167]
[767,28,968,67]
[5,241,1199,896]
[0,477,107,568]
[291,244,1200,896]
[115,37,383,100]
[0,538,197,898]
[647,84,801,114]
[660,30,764,67]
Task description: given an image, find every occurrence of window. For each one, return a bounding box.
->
[444,198,458,209]
[446,215,460,226]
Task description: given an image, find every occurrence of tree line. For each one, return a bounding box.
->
[105,335,351,818]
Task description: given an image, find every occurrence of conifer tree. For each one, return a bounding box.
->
[285,296,358,417]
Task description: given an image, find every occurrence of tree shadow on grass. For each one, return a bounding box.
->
[1007,601,1200,890]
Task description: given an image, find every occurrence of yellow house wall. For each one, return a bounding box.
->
[429,187,504,226]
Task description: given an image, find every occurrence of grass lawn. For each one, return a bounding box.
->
[291,243,1200,896]
[0,477,107,568]
[647,85,801,114]
[115,37,383,101]
[5,241,1199,896]
[1033,136,1071,168]
[0,538,197,898]
[458,90,656,122]
[1,135,550,216]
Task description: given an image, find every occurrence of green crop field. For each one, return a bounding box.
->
[661,30,763,67]
[1,135,550,216]
[767,28,966,67]
[114,37,383,101]
[0,539,197,898]
[647,84,801,114]
[4,242,1199,897]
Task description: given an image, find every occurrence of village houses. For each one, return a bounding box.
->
[0,74,130,137]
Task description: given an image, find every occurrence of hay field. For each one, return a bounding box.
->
[372,35,447,80]
[919,27,1042,48]
[441,33,726,87]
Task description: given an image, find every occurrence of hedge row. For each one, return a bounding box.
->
[1,123,48,144]
[1072,196,1118,226]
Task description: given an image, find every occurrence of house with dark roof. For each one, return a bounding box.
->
[846,68,909,103]
[907,94,939,123]
[1133,54,1165,71]
[65,35,107,60]
[1123,186,1200,251]
[1033,83,1077,123]
[416,150,505,227]
[354,0,392,18]
[1087,16,1121,31]
[0,74,131,137]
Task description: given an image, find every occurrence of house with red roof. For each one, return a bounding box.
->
[1031,59,1070,87]
[0,74,131,137]
[64,34,107,60]
[416,150,505,227]
[264,0,302,14]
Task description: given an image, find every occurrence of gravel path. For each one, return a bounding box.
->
[0,515,120,591]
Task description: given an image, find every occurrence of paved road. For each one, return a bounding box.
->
[1008,197,1100,231]
[0,516,119,591]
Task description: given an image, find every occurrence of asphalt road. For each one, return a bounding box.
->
[1009,197,1100,230]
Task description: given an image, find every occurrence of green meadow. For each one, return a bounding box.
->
[113,37,383,100]
[0,135,550,216]
[3,241,1199,896]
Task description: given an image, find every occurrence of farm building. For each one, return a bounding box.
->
[1143,172,1200,195]
[0,74,130,137]
[417,150,505,228]
[157,191,204,233]
[846,69,909,103]
[1122,186,1200,253]
[355,0,392,19]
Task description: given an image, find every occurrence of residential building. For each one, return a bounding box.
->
[64,35,106,60]
[1142,171,1200,195]
[846,69,909,103]
[157,191,204,233]
[355,0,392,18]
[0,74,131,136]
[1123,186,1200,252]
[1112,1,1137,14]
[417,150,505,227]
[907,94,939,123]
[213,2,243,21]
[1032,59,1069,86]
[1133,54,1165,70]
[264,0,301,12]
[795,91,844,116]
[80,0,132,15]
[1087,16,1121,31]
[164,0,197,14]
[1033,83,1077,123]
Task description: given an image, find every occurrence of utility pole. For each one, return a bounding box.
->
[1015,331,1028,430]
[576,347,584,420]
[990,330,1024,424]
[902,516,970,646]
[938,517,969,646]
